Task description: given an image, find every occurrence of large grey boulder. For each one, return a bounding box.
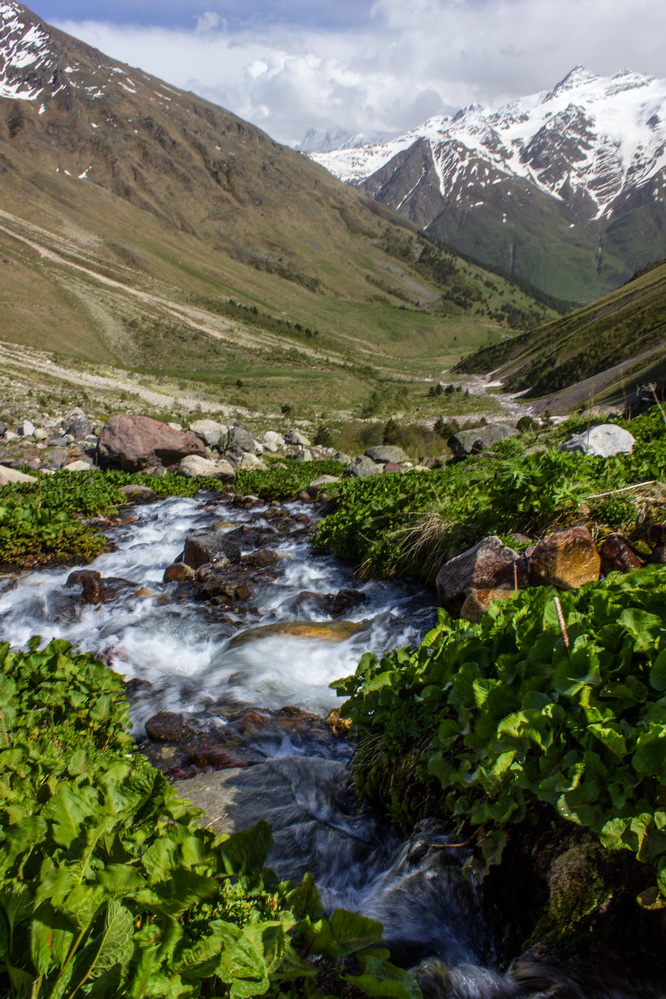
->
[97,415,209,471]
[284,430,311,447]
[559,424,635,457]
[435,535,519,608]
[188,420,228,448]
[179,455,235,482]
[224,424,256,455]
[343,456,384,477]
[448,424,518,458]
[365,445,409,464]
[17,420,35,437]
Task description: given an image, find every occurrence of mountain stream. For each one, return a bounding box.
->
[0,493,659,999]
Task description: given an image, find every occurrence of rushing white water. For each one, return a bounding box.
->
[0,493,434,735]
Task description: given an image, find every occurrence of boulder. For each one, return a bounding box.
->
[17,420,35,437]
[97,415,209,471]
[0,422,6,437]
[183,531,242,569]
[262,430,285,452]
[3,431,18,441]
[192,567,253,602]
[228,619,367,649]
[0,465,37,485]
[188,419,228,448]
[343,456,384,478]
[365,445,409,464]
[145,711,197,742]
[308,474,340,496]
[33,428,49,441]
[382,462,402,474]
[435,536,519,608]
[293,448,313,462]
[284,430,311,447]
[178,455,236,482]
[66,569,104,604]
[63,459,95,472]
[529,526,601,590]
[238,452,266,470]
[65,417,93,439]
[118,484,158,503]
[240,549,279,569]
[559,424,635,458]
[599,534,643,575]
[224,424,256,454]
[448,424,518,458]
[460,588,516,624]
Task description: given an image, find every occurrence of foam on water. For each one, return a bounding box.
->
[0,494,433,733]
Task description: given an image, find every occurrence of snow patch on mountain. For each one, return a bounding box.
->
[0,0,54,100]
[309,67,666,221]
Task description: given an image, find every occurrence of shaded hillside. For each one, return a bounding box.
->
[0,1,557,416]
[454,260,666,409]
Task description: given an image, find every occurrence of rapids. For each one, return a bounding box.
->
[0,493,659,998]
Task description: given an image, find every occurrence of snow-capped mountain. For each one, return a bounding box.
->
[308,68,666,301]
[296,126,398,154]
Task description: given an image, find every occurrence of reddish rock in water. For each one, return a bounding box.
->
[97,414,209,471]
[599,534,643,574]
[435,536,519,609]
[66,569,104,604]
[529,526,601,590]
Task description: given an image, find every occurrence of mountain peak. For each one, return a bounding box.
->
[545,65,600,100]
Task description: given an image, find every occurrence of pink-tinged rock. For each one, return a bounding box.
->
[97,414,209,471]
[435,536,519,609]
[382,462,402,474]
[599,534,643,575]
[529,526,601,590]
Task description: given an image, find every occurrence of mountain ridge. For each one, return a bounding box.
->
[307,66,666,302]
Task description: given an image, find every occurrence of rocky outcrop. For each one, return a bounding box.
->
[529,526,601,589]
[188,419,228,448]
[343,456,384,477]
[97,415,209,471]
[365,445,409,464]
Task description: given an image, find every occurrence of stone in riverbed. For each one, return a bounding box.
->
[435,536,519,609]
[241,548,279,569]
[227,619,367,648]
[145,711,197,742]
[528,526,601,590]
[183,531,242,569]
[163,562,196,583]
[118,484,158,503]
[98,414,209,471]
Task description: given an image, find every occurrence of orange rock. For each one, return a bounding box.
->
[529,526,601,590]
[460,588,516,623]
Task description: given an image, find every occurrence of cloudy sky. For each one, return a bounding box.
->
[28,0,666,147]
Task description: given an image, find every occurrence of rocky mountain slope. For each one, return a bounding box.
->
[0,1,557,418]
[309,67,666,303]
[454,258,666,412]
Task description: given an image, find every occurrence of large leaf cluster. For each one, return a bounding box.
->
[0,640,419,999]
[313,409,665,579]
[333,568,666,895]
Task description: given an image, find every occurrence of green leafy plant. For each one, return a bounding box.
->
[0,639,420,999]
[333,567,666,899]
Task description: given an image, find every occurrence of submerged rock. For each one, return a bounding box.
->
[145,710,197,742]
[227,619,367,648]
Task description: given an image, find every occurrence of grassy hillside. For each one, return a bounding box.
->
[0,5,559,418]
[454,259,666,409]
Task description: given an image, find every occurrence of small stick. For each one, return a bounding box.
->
[586,480,657,499]
[553,596,570,655]
[513,561,519,591]
[649,383,666,428]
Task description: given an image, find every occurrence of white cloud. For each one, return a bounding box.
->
[53,0,666,147]
[195,11,221,33]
